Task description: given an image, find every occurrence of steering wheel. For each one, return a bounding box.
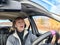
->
[32,30,59,45]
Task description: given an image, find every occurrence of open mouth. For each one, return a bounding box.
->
[20,26,23,28]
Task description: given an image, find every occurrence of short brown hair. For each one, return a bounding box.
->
[13,17,25,28]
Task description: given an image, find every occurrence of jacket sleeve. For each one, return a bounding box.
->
[28,31,37,42]
[6,36,14,45]
[6,40,13,45]
[31,33,37,42]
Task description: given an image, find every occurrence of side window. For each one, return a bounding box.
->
[33,16,60,34]
[0,19,12,26]
[24,18,30,29]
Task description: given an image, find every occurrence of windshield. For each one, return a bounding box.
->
[31,0,60,15]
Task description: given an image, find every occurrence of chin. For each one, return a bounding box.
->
[20,28,24,31]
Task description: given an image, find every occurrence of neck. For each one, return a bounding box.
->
[16,28,24,32]
[16,30,24,33]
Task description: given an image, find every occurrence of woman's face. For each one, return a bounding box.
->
[15,19,25,32]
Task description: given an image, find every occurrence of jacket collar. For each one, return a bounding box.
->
[13,29,28,39]
[13,29,28,45]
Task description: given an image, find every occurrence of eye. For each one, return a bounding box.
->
[17,21,20,23]
[18,22,21,23]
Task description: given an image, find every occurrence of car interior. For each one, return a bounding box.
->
[0,0,60,45]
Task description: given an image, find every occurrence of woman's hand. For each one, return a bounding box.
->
[51,35,56,45]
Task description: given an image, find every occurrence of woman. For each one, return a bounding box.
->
[6,17,37,45]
